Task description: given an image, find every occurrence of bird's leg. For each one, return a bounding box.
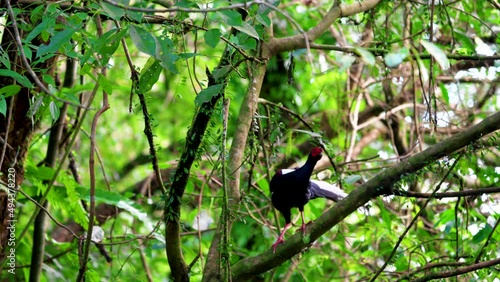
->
[272,223,290,253]
[300,211,306,235]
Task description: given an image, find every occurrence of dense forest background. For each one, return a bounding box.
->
[0,0,499,281]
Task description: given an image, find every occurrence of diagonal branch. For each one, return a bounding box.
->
[230,110,500,280]
[268,0,382,55]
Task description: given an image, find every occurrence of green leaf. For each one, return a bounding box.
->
[129,25,156,56]
[37,16,83,58]
[256,14,271,27]
[139,58,163,93]
[43,74,55,86]
[194,84,224,106]
[354,47,376,66]
[25,164,56,181]
[59,173,88,226]
[455,32,475,54]
[178,53,197,59]
[212,65,231,81]
[233,22,260,40]
[0,95,6,117]
[439,82,449,105]
[435,209,455,227]
[218,10,243,26]
[101,1,125,20]
[236,35,257,50]
[97,28,127,65]
[98,73,113,94]
[421,40,450,70]
[76,186,152,230]
[26,16,57,43]
[64,92,80,105]
[0,85,21,98]
[384,48,409,68]
[205,29,222,48]
[49,101,60,121]
[22,45,33,61]
[0,69,34,88]
[472,224,493,244]
[379,205,392,230]
[0,47,11,69]
[345,174,362,184]
[156,37,179,73]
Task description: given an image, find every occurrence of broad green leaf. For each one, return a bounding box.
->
[256,14,271,27]
[0,95,6,117]
[98,74,113,94]
[156,37,179,74]
[0,85,21,98]
[421,39,450,70]
[345,174,362,184]
[101,2,125,20]
[26,16,56,43]
[455,31,475,54]
[43,74,55,86]
[0,69,34,88]
[472,224,493,243]
[49,101,60,121]
[76,186,153,230]
[37,16,83,58]
[194,84,224,106]
[233,22,260,40]
[412,47,429,85]
[236,36,257,50]
[378,199,392,230]
[354,47,376,66]
[96,28,127,65]
[22,45,33,61]
[64,92,80,105]
[205,29,222,48]
[257,176,269,191]
[0,47,11,69]
[435,209,455,227]
[139,58,163,93]
[384,48,409,68]
[129,25,156,56]
[439,82,449,105]
[178,53,197,59]
[174,0,199,8]
[218,10,243,26]
[212,65,231,81]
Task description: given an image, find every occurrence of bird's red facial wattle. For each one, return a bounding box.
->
[311,147,323,158]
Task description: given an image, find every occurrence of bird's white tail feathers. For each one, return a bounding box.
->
[309,180,347,202]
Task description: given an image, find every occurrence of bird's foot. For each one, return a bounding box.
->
[299,221,314,235]
[272,237,285,253]
[300,223,306,235]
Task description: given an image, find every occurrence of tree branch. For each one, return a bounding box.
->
[230,110,500,280]
[268,0,382,55]
[411,257,500,282]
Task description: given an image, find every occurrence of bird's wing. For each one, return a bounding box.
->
[309,180,347,202]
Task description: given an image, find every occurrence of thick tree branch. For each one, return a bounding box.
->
[400,187,500,198]
[230,110,500,280]
[412,257,500,282]
[202,59,269,282]
[164,69,224,282]
[268,0,382,55]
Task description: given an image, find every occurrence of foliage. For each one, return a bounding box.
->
[0,0,499,281]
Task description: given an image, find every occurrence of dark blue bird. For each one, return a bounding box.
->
[270,147,346,253]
